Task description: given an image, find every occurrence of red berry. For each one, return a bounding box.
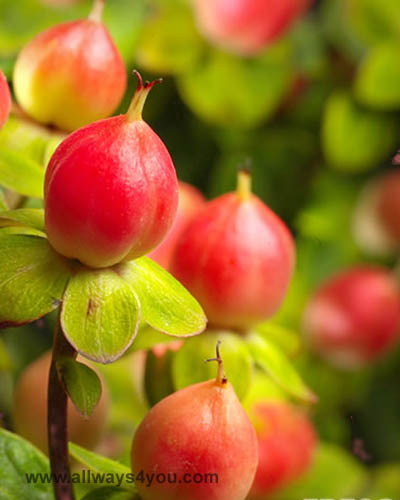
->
[303,267,400,369]
[148,181,205,269]
[248,401,316,498]
[44,72,178,268]
[131,344,258,500]
[0,70,11,129]
[193,0,312,56]
[13,0,126,131]
[171,170,295,331]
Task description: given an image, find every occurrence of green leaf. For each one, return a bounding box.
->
[172,331,253,401]
[69,443,135,491]
[0,234,71,328]
[177,44,292,128]
[0,190,8,211]
[0,147,45,198]
[135,2,204,75]
[57,358,102,418]
[256,322,301,357]
[81,487,138,500]
[347,0,400,46]
[355,43,400,110]
[367,464,400,500]
[0,116,51,165]
[43,135,65,168]
[61,268,141,364]
[0,226,46,237]
[0,208,45,233]
[117,257,206,337]
[0,428,53,500]
[246,332,317,403]
[320,0,366,61]
[322,91,398,173]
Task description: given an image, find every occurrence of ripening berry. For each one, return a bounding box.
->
[148,181,205,269]
[13,0,127,131]
[44,72,178,268]
[303,267,400,369]
[131,344,258,500]
[171,170,295,331]
[248,401,316,498]
[193,0,312,55]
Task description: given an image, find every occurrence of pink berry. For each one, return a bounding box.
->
[193,0,312,55]
[171,170,295,331]
[131,345,258,500]
[248,401,316,498]
[149,181,205,269]
[13,0,127,131]
[303,267,400,369]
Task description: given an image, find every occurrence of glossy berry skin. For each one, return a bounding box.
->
[148,182,205,269]
[13,351,109,454]
[248,402,316,498]
[376,170,400,243]
[44,76,178,268]
[13,1,126,131]
[0,70,11,129]
[303,267,400,369]
[193,0,312,56]
[171,174,295,331]
[131,377,258,500]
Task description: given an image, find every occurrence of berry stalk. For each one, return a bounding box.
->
[237,167,252,202]
[206,340,227,386]
[88,0,106,23]
[127,71,163,122]
[47,318,77,500]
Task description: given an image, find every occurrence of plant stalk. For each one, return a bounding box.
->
[48,318,77,500]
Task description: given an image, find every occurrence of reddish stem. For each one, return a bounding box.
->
[48,319,77,500]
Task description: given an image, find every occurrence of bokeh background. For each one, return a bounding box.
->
[2,0,400,498]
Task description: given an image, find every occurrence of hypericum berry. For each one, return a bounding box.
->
[12,350,109,454]
[303,267,400,369]
[248,401,316,498]
[0,70,11,129]
[148,181,205,269]
[13,0,126,131]
[44,72,178,268]
[131,343,258,500]
[171,170,295,331]
[193,0,312,56]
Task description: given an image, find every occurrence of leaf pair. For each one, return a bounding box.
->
[0,229,207,364]
[62,257,206,364]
